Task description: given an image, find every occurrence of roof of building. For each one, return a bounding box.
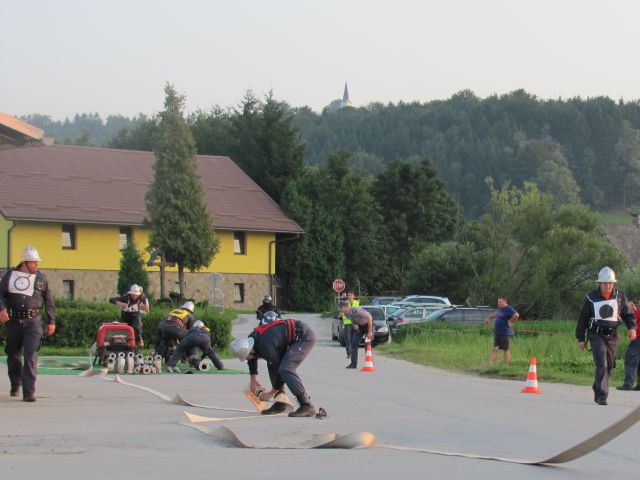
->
[0,112,45,148]
[0,144,303,234]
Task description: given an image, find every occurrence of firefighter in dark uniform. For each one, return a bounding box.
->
[0,245,56,402]
[109,284,149,347]
[577,266,637,405]
[166,320,224,372]
[231,315,317,417]
[256,294,280,323]
[155,300,195,360]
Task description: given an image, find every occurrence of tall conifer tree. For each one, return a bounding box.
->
[145,83,219,297]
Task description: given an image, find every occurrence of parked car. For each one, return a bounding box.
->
[425,306,494,326]
[371,296,403,306]
[377,304,404,319]
[331,305,391,345]
[389,304,445,332]
[399,295,452,306]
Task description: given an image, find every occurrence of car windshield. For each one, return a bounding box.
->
[385,306,401,315]
[426,309,449,321]
[389,308,407,318]
[362,307,385,321]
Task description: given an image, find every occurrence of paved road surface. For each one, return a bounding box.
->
[1,313,639,479]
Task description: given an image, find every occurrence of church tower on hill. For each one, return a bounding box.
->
[341,81,352,108]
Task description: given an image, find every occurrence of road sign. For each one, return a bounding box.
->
[333,279,345,293]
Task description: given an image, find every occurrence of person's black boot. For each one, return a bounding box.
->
[261,401,289,415]
[289,393,316,417]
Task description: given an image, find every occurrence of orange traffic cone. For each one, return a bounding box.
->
[361,342,376,372]
[521,357,541,394]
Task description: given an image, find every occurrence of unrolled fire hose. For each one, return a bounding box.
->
[82,370,640,464]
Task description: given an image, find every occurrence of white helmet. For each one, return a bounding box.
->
[263,294,272,303]
[20,245,42,262]
[597,266,617,283]
[181,301,195,313]
[193,320,205,328]
[261,311,279,324]
[129,284,143,295]
[230,337,255,361]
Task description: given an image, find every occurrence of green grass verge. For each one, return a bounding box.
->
[378,320,631,386]
[597,211,633,224]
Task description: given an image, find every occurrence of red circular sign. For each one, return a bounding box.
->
[332,279,345,293]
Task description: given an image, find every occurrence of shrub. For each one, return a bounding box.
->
[0,298,235,351]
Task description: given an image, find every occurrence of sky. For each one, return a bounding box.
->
[1,0,639,120]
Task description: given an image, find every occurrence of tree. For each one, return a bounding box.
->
[373,158,457,287]
[278,169,344,310]
[145,83,219,298]
[230,91,305,204]
[117,242,149,296]
[465,181,626,316]
[325,151,388,295]
[405,242,476,304]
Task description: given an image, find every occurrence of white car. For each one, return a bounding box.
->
[399,295,451,306]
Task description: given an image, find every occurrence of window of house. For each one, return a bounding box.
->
[119,226,133,249]
[233,283,245,303]
[234,231,246,255]
[62,280,75,300]
[62,224,76,250]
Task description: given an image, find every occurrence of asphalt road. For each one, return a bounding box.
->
[1,313,639,479]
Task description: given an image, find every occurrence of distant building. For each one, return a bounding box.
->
[341,81,352,108]
[0,144,303,307]
[325,81,354,112]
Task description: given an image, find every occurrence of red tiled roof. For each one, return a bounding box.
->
[0,144,303,234]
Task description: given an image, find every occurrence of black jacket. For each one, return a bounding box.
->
[0,267,56,324]
[576,288,636,341]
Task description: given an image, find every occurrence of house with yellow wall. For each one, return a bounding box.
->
[0,143,303,308]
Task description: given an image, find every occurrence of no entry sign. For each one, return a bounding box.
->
[333,278,346,293]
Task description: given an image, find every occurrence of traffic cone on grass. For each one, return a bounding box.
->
[521,357,541,394]
[361,342,376,372]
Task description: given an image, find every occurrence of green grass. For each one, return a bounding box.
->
[597,211,633,224]
[378,320,631,386]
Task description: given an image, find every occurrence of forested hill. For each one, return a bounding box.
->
[23,90,640,217]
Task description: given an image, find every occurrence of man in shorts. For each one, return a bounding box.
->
[485,296,519,367]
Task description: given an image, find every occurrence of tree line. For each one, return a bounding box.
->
[22,90,638,314]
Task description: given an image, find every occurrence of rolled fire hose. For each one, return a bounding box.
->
[108,352,117,360]
[106,357,115,373]
[142,365,151,375]
[125,355,134,374]
[145,356,153,365]
[116,355,125,374]
[198,360,211,372]
[153,356,162,372]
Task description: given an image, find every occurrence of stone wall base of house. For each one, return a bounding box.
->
[42,269,271,310]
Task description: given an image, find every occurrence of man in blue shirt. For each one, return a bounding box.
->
[485,296,519,367]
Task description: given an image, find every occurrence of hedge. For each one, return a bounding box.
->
[0,299,235,351]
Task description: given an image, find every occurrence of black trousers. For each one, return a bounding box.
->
[350,326,367,367]
[5,317,43,396]
[268,324,316,397]
[589,332,618,399]
[167,333,223,370]
[155,324,186,358]
[343,323,353,356]
[122,313,143,344]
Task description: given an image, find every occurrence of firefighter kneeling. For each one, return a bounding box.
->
[231,317,316,417]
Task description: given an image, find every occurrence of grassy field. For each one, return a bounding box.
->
[597,211,633,224]
[378,320,633,386]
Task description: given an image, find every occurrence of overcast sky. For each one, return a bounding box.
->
[2,0,639,120]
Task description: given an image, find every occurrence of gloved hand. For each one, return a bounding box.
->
[47,324,56,336]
